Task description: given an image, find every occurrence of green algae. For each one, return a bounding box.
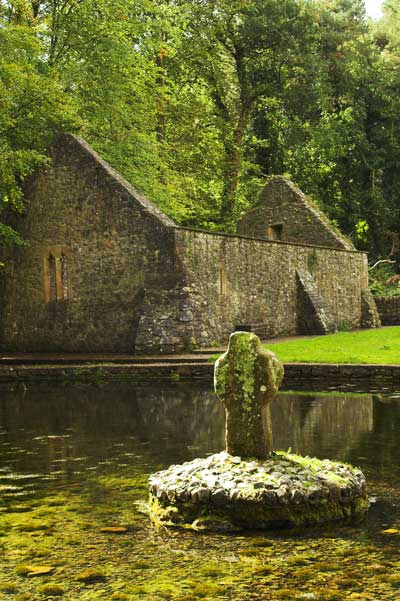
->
[1,581,19,594]
[3,497,400,601]
[37,583,65,597]
[2,476,383,601]
[2,382,400,601]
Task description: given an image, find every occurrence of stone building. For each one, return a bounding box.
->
[0,134,379,354]
[237,176,353,250]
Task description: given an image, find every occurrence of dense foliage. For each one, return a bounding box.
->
[1,0,400,257]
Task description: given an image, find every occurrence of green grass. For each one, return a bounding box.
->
[263,327,400,364]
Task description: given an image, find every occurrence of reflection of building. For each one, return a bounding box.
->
[271,392,374,460]
[0,135,377,354]
[0,383,225,478]
[0,384,383,489]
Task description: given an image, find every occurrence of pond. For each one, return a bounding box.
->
[1,381,400,600]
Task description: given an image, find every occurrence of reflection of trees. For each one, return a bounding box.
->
[346,397,400,485]
[0,384,383,483]
[271,393,374,461]
[132,385,224,451]
[5,383,400,512]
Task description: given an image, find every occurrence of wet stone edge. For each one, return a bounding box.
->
[148,451,369,532]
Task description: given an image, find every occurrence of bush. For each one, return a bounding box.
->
[369,262,400,297]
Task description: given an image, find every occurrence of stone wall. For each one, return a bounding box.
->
[375,296,400,325]
[1,361,400,389]
[237,177,353,250]
[296,269,336,334]
[0,134,183,352]
[361,289,381,328]
[0,135,372,354]
[171,228,369,348]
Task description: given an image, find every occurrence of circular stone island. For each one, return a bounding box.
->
[149,451,369,532]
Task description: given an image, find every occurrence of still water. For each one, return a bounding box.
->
[1,382,400,600]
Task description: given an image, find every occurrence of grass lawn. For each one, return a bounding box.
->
[263,326,400,364]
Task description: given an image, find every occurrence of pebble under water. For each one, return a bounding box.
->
[1,382,400,600]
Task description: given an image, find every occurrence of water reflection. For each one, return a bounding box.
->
[0,382,394,499]
[0,383,225,501]
[271,392,374,459]
[2,382,400,600]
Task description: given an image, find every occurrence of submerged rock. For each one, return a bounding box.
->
[75,568,106,583]
[100,526,128,534]
[26,566,55,578]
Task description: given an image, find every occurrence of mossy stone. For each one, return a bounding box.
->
[149,450,369,532]
[150,490,369,532]
[214,332,284,459]
[37,583,65,597]
[75,568,106,583]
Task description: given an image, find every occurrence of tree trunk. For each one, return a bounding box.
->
[219,104,250,226]
[219,41,254,227]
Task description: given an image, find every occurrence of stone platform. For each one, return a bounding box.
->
[149,451,369,532]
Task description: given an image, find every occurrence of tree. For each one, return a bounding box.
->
[178,0,319,227]
[2,0,400,259]
[0,1,78,245]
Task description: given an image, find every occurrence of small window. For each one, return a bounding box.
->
[266,223,283,241]
[43,247,71,302]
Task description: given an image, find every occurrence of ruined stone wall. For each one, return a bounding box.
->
[237,177,353,250]
[172,228,369,348]
[0,135,371,355]
[374,296,400,325]
[0,134,181,353]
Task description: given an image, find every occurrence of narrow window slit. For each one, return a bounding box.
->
[48,254,57,301]
[60,253,68,299]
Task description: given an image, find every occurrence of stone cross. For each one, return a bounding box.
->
[214,332,284,460]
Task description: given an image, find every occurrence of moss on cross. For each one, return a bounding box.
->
[214,332,284,459]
